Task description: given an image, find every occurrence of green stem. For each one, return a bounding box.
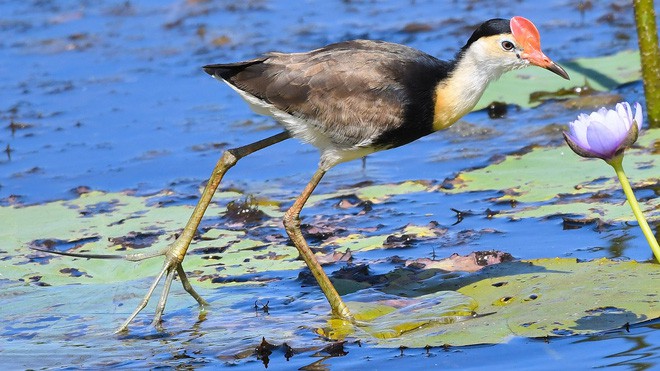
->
[633,0,660,128]
[608,156,660,262]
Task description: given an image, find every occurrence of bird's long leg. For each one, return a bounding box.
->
[117,131,291,332]
[282,168,353,321]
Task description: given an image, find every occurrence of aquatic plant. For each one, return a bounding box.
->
[564,102,660,261]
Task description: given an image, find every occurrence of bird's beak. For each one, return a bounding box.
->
[510,16,570,80]
[522,49,570,80]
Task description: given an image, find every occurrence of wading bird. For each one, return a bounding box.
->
[40,16,569,332]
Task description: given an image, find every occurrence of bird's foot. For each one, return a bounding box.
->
[32,242,206,332]
[333,301,354,322]
[115,238,208,333]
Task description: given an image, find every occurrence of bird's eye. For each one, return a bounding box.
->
[501,41,515,51]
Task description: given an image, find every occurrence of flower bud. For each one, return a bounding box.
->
[563,102,643,161]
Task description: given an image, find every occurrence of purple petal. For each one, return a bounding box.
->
[604,108,627,138]
[586,120,620,159]
[568,118,591,150]
[565,102,644,160]
[616,102,631,118]
[594,107,608,120]
[633,102,643,130]
[617,119,640,153]
[616,102,633,129]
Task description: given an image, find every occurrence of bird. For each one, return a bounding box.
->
[38,16,569,332]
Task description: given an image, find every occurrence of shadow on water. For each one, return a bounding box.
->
[1,0,658,369]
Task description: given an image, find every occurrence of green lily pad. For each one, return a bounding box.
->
[319,223,445,253]
[4,188,658,348]
[0,179,436,289]
[308,180,431,205]
[444,129,659,222]
[477,50,641,109]
[321,234,390,252]
[356,181,430,202]
[320,258,660,347]
[0,189,296,287]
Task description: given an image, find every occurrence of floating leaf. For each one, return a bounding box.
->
[4,189,659,349]
[444,129,659,222]
[407,251,514,272]
[1,180,436,289]
[320,258,660,347]
[322,234,389,252]
[0,189,299,288]
[356,181,430,202]
[308,180,431,205]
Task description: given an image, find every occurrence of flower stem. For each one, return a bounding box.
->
[608,156,660,262]
[633,0,660,128]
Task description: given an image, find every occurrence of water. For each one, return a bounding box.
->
[1,0,658,369]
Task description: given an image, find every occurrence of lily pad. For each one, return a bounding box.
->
[444,129,659,222]
[0,180,435,289]
[477,50,641,109]
[0,189,295,287]
[320,258,660,347]
[4,188,659,349]
[308,180,431,205]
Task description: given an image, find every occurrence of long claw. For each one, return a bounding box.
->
[115,259,207,332]
[177,264,209,307]
[151,263,177,328]
[30,246,166,262]
[115,263,169,333]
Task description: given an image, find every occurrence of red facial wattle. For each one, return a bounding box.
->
[510,16,570,79]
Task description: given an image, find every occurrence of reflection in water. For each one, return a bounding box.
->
[574,320,660,370]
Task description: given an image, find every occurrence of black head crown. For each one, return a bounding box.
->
[462,18,511,50]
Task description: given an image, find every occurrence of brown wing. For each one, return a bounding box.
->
[204,40,441,148]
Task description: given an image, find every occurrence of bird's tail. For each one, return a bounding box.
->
[203,58,267,81]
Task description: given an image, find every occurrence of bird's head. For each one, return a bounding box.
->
[461,16,570,80]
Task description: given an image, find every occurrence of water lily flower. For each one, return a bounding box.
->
[563,102,660,262]
[563,102,643,162]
